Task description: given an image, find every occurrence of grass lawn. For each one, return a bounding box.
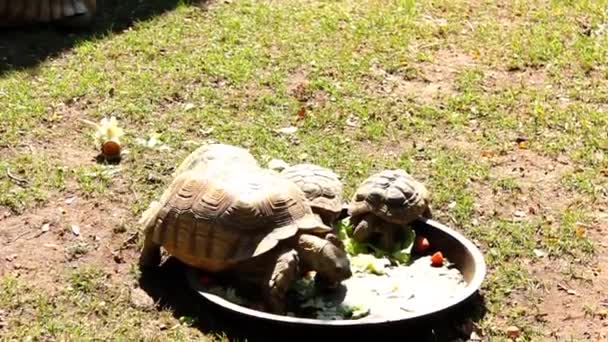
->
[1,0,607,340]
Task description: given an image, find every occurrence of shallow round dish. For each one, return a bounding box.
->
[185,217,486,330]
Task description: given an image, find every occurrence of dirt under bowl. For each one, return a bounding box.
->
[185,217,486,337]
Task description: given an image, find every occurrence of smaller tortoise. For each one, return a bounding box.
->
[348,169,431,252]
[280,163,344,228]
[139,166,351,314]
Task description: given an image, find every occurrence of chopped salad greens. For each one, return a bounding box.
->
[350,254,391,275]
[289,277,370,320]
[337,217,416,267]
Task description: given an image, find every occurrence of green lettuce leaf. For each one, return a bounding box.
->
[337,217,415,266]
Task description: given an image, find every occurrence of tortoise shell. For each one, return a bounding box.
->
[173,143,259,177]
[280,163,343,225]
[348,169,430,225]
[0,0,97,27]
[140,143,260,230]
[144,167,332,272]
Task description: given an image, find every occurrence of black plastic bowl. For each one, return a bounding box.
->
[185,217,487,338]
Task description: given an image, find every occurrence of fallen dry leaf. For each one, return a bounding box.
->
[506,325,520,338]
[518,141,529,149]
[557,283,579,296]
[41,223,50,232]
[200,127,214,136]
[346,114,359,127]
[514,210,527,218]
[471,49,481,60]
[71,224,80,236]
[276,126,298,135]
[296,106,306,120]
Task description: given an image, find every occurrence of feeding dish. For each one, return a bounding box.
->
[185,217,486,330]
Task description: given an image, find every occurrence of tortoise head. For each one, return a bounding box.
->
[321,237,352,283]
[297,233,352,288]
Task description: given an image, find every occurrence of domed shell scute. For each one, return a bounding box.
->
[280,163,344,223]
[173,143,259,177]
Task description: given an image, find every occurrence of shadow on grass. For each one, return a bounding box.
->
[138,256,488,342]
[0,0,208,75]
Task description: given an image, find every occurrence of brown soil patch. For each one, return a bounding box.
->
[0,107,139,291]
[481,148,574,219]
[286,66,311,102]
[368,48,477,104]
[0,193,138,289]
[531,224,608,341]
[471,147,608,340]
[285,65,329,111]
[484,68,549,92]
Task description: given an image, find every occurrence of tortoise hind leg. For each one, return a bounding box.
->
[139,229,161,268]
[264,249,299,314]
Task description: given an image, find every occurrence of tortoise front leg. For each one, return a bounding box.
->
[139,226,161,269]
[264,249,299,314]
[352,213,381,243]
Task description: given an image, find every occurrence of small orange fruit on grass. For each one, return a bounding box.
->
[101,140,121,158]
[431,251,444,267]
